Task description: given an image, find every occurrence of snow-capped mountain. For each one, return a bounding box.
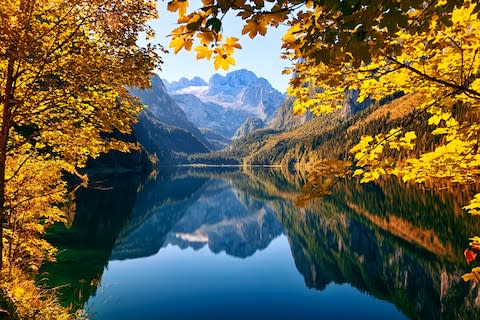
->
[164,69,285,139]
[164,76,208,93]
[172,93,251,139]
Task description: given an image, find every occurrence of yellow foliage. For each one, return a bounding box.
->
[170,37,193,54]
[167,0,189,17]
[242,18,268,39]
[0,0,160,317]
[462,267,480,282]
[223,37,242,53]
[469,236,480,246]
[213,52,236,71]
[464,194,480,215]
[1,267,86,319]
[195,45,213,60]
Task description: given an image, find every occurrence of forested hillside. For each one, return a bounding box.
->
[184,93,434,168]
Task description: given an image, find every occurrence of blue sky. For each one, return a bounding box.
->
[148,2,291,92]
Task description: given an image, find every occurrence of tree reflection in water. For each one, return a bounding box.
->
[41,167,480,319]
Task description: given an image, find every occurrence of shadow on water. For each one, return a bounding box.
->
[40,167,211,308]
[39,172,146,308]
[41,166,480,319]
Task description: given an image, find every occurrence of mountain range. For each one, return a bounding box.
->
[94,69,377,169]
[184,90,414,167]
[126,74,211,162]
[100,69,291,165]
[165,69,285,139]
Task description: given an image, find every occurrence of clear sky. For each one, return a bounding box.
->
[148,2,291,92]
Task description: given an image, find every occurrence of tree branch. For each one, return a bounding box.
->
[386,56,480,99]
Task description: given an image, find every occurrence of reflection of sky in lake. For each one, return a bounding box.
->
[85,235,406,320]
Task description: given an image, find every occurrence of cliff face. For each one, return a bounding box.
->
[134,75,206,140]
[133,111,209,163]
[267,97,314,131]
[233,117,265,139]
[172,93,250,139]
[131,75,211,152]
[203,69,284,120]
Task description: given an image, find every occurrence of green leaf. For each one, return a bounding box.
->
[206,18,222,34]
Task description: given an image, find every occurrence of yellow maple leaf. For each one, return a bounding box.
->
[464,193,480,215]
[223,37,242,54]
[167,0,189,17]
[169,37,192,54]
[213,53,236,70]
[283,24,302,43]
[462,267,480,282]
[197,31,215,44]
[242,18,267,39]
[195,45,213,60]
[169,37,185,54]
[184,38,193,51]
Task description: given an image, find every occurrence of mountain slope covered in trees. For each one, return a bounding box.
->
[184,94,432,167]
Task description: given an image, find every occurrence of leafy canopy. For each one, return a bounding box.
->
[166,0,479,203]
[0,1,160,315]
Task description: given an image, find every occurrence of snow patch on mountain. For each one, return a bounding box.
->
[165,69,284,120]
[176,85,208,95]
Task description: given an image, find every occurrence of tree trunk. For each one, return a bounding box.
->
[0,54,16,272]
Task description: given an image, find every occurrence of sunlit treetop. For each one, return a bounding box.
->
[0,0,162,273]
[0,0,162,169]
[167,0,472,70]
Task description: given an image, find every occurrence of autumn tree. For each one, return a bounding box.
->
[0,0,160,272]
[165,0,480,276]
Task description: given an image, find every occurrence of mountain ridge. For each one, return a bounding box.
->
[165,69,285,140]
[131,75,211,150]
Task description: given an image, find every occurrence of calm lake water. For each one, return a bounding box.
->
[42,167,480,319]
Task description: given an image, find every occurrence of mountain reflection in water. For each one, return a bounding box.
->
[42,167,480,320]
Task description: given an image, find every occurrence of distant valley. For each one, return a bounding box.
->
[92,68,399,170]
[105,69,291,167]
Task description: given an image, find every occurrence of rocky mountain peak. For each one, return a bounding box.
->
[233,117,265,139]
[167,70,284,139]
[207,69,261,95]
[163,76,208,93]
[129,75,212,154]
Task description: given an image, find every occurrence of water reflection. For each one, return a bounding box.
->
[163,178,283,258]
[40,172,146,307]
[42,167,480,319]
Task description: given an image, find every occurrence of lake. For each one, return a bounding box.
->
[41,167,480,319]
